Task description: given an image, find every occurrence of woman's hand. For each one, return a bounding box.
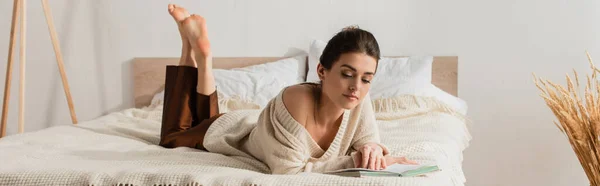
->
[384,156,419,166]
[353,143,386,170]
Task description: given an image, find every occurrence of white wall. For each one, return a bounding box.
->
[0,0,597,185]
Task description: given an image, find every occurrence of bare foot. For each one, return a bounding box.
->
[168,4,196,67]
[182,15,212,68]
[181,14,215,95]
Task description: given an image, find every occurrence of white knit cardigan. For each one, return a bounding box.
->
[202,88,387,174]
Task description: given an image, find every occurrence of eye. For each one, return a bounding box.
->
[362,79,371,84]
[342,73,353,78]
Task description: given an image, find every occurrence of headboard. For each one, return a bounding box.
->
[133,56,458,108]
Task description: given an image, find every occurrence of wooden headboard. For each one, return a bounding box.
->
[133,56,458,108]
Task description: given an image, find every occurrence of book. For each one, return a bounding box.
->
[324,164,440,178]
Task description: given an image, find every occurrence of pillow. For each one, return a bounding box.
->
[369,56,433,99]
[304,39,466,114]
[306,40,432,98]
[306,40,327,82]
[371,56,467,114]
[425,84,469,115]
[151,55,307,112]
[370,56,467,114]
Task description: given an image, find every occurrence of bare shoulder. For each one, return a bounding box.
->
[282,84,316,126]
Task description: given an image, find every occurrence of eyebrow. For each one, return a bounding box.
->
[341,64,374,75]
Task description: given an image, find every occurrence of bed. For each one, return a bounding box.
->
[0,55,470,186]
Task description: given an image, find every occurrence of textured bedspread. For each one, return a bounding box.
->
[0,95,470,186]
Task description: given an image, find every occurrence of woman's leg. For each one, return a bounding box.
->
[182,14,215,95]
[159,4,222,150]
[168,4,195,67]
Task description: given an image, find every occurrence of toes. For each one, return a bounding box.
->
[178,7,191,18]
[168,4,190,21]
[168,4,175,14]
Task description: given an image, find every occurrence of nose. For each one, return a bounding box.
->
[349,79,361,92]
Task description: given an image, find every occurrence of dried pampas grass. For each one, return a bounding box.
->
[533,51,600,186]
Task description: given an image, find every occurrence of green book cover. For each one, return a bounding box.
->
[325,164,440,178]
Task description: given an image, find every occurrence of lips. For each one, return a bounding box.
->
[344,94,358,100]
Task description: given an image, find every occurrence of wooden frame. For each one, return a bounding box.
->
[0,0,78,138]
[133,56,458,108]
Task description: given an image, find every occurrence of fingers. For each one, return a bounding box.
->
[353,151,362,168]
[359,144,389,170]
[384,155,395,166]
[408,160,419,165]
[375,155,381,170]
[369,151,376,170]
[361,146,371,169]
[397,157,419,165]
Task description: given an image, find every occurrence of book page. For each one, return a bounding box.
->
[383,164,425,174]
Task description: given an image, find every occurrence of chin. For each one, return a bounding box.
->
[338,99,360,110]
[340,104,354,110]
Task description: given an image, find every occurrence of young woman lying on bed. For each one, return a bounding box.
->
[159,4,418,174]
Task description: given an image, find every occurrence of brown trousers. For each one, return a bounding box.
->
[159,65,223,150]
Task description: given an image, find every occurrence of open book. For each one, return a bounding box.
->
[325,164,440,178]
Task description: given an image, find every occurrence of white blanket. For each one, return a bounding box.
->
[0,95,470,186]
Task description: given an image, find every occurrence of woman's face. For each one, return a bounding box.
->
[318,52,377,110]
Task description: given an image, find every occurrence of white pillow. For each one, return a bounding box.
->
[306,40,432,98]
[151,55,306,111]
[425,84,469,115]
[306,40,327,82]
[370,56,467,114]
[304,39,466,114]
[369,56,433,99]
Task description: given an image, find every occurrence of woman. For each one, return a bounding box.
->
[159,4,417,174]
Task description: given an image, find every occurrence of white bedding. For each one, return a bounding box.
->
[0,95,470,186]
